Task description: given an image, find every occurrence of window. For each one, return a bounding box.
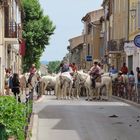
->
[87,23,92,34]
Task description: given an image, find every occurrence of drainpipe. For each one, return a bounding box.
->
[81,20,87,70]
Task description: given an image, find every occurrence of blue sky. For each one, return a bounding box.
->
[40,0,103,61]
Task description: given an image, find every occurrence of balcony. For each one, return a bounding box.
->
[0,0,8,6]
[108,39,125,54]
[5,22,22,39]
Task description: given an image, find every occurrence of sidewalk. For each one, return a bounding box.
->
[112,95,140,108]
[30,114,39,140]
[31,95,46,140]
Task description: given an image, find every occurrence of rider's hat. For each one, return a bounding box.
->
[94,61,98,65]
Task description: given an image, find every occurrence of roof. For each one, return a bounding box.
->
[81,9,104,22]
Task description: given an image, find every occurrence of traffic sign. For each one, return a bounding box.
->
[134,35,140,48]
[86,55,92,61]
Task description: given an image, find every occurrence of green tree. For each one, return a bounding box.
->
[22,0,55,72]
[47,61,61,73]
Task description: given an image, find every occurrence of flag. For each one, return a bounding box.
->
[19,39,26,56]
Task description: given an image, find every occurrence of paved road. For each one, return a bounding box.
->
[33,95,140,140]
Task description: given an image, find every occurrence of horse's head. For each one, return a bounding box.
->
[74,70,88,84]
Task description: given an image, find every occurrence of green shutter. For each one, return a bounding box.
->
[0,124,7,140]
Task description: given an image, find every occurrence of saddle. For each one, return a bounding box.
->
[96,76,101,82]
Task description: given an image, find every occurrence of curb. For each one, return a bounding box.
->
[30,114,39,140]
[112,95,140,108]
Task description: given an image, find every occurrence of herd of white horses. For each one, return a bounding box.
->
[18,69,115,101]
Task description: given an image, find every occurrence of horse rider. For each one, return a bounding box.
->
[69,63,78,88]
[28,64,37,85]
[69,63,77,73]
[89,61,101,88]
[59,62,70,73]
[121,63,128,75]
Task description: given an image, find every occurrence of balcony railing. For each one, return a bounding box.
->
[0,0,8,6]
[5,22,22,38]
[108,39,125,53]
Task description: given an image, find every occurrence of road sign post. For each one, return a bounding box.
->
[86,55,92,61]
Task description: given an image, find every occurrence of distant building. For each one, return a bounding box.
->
[68,35,84,69]
[39,64,48,76]
[81,9,104,70]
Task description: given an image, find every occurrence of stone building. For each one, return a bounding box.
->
[102,0,129,71]
[124,0,140,80]
[81,9,104,70]
[0,0,23,94]
[68,35,84,69]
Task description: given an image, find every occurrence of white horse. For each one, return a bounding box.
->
[73,70,88,98]
[85,73,112,101]
[74,71,112,101]
[25,72,40,94]
[55,73,62,99]
[40,75,56,95]
[60,72,73,99]
[55,71,73,100]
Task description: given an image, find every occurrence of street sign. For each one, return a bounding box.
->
[134,35,140,48]
[86,55,92,61]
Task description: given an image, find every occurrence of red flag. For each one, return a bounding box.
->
[19,39,26,56]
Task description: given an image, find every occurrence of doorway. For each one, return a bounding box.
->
[128,55,133,72]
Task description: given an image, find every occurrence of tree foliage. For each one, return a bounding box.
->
[22,0,55,72]
[47,61,61,73]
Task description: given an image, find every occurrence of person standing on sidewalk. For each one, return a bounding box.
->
[121,63,128,75]
[136,67,140,96]
[12,73,21,102]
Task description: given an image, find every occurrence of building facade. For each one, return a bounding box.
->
[102,0,129,71]
[124,0,140,80]
[68,35,84,69]
[81,9,104,70]
[0,0,23,94]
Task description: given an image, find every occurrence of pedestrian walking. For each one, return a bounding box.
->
[117,71,124,97]
[128,70,135,100]
[89,61,101,88]
[136,67,140,98]
[109,65,118,74]
[12,73,21,102]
